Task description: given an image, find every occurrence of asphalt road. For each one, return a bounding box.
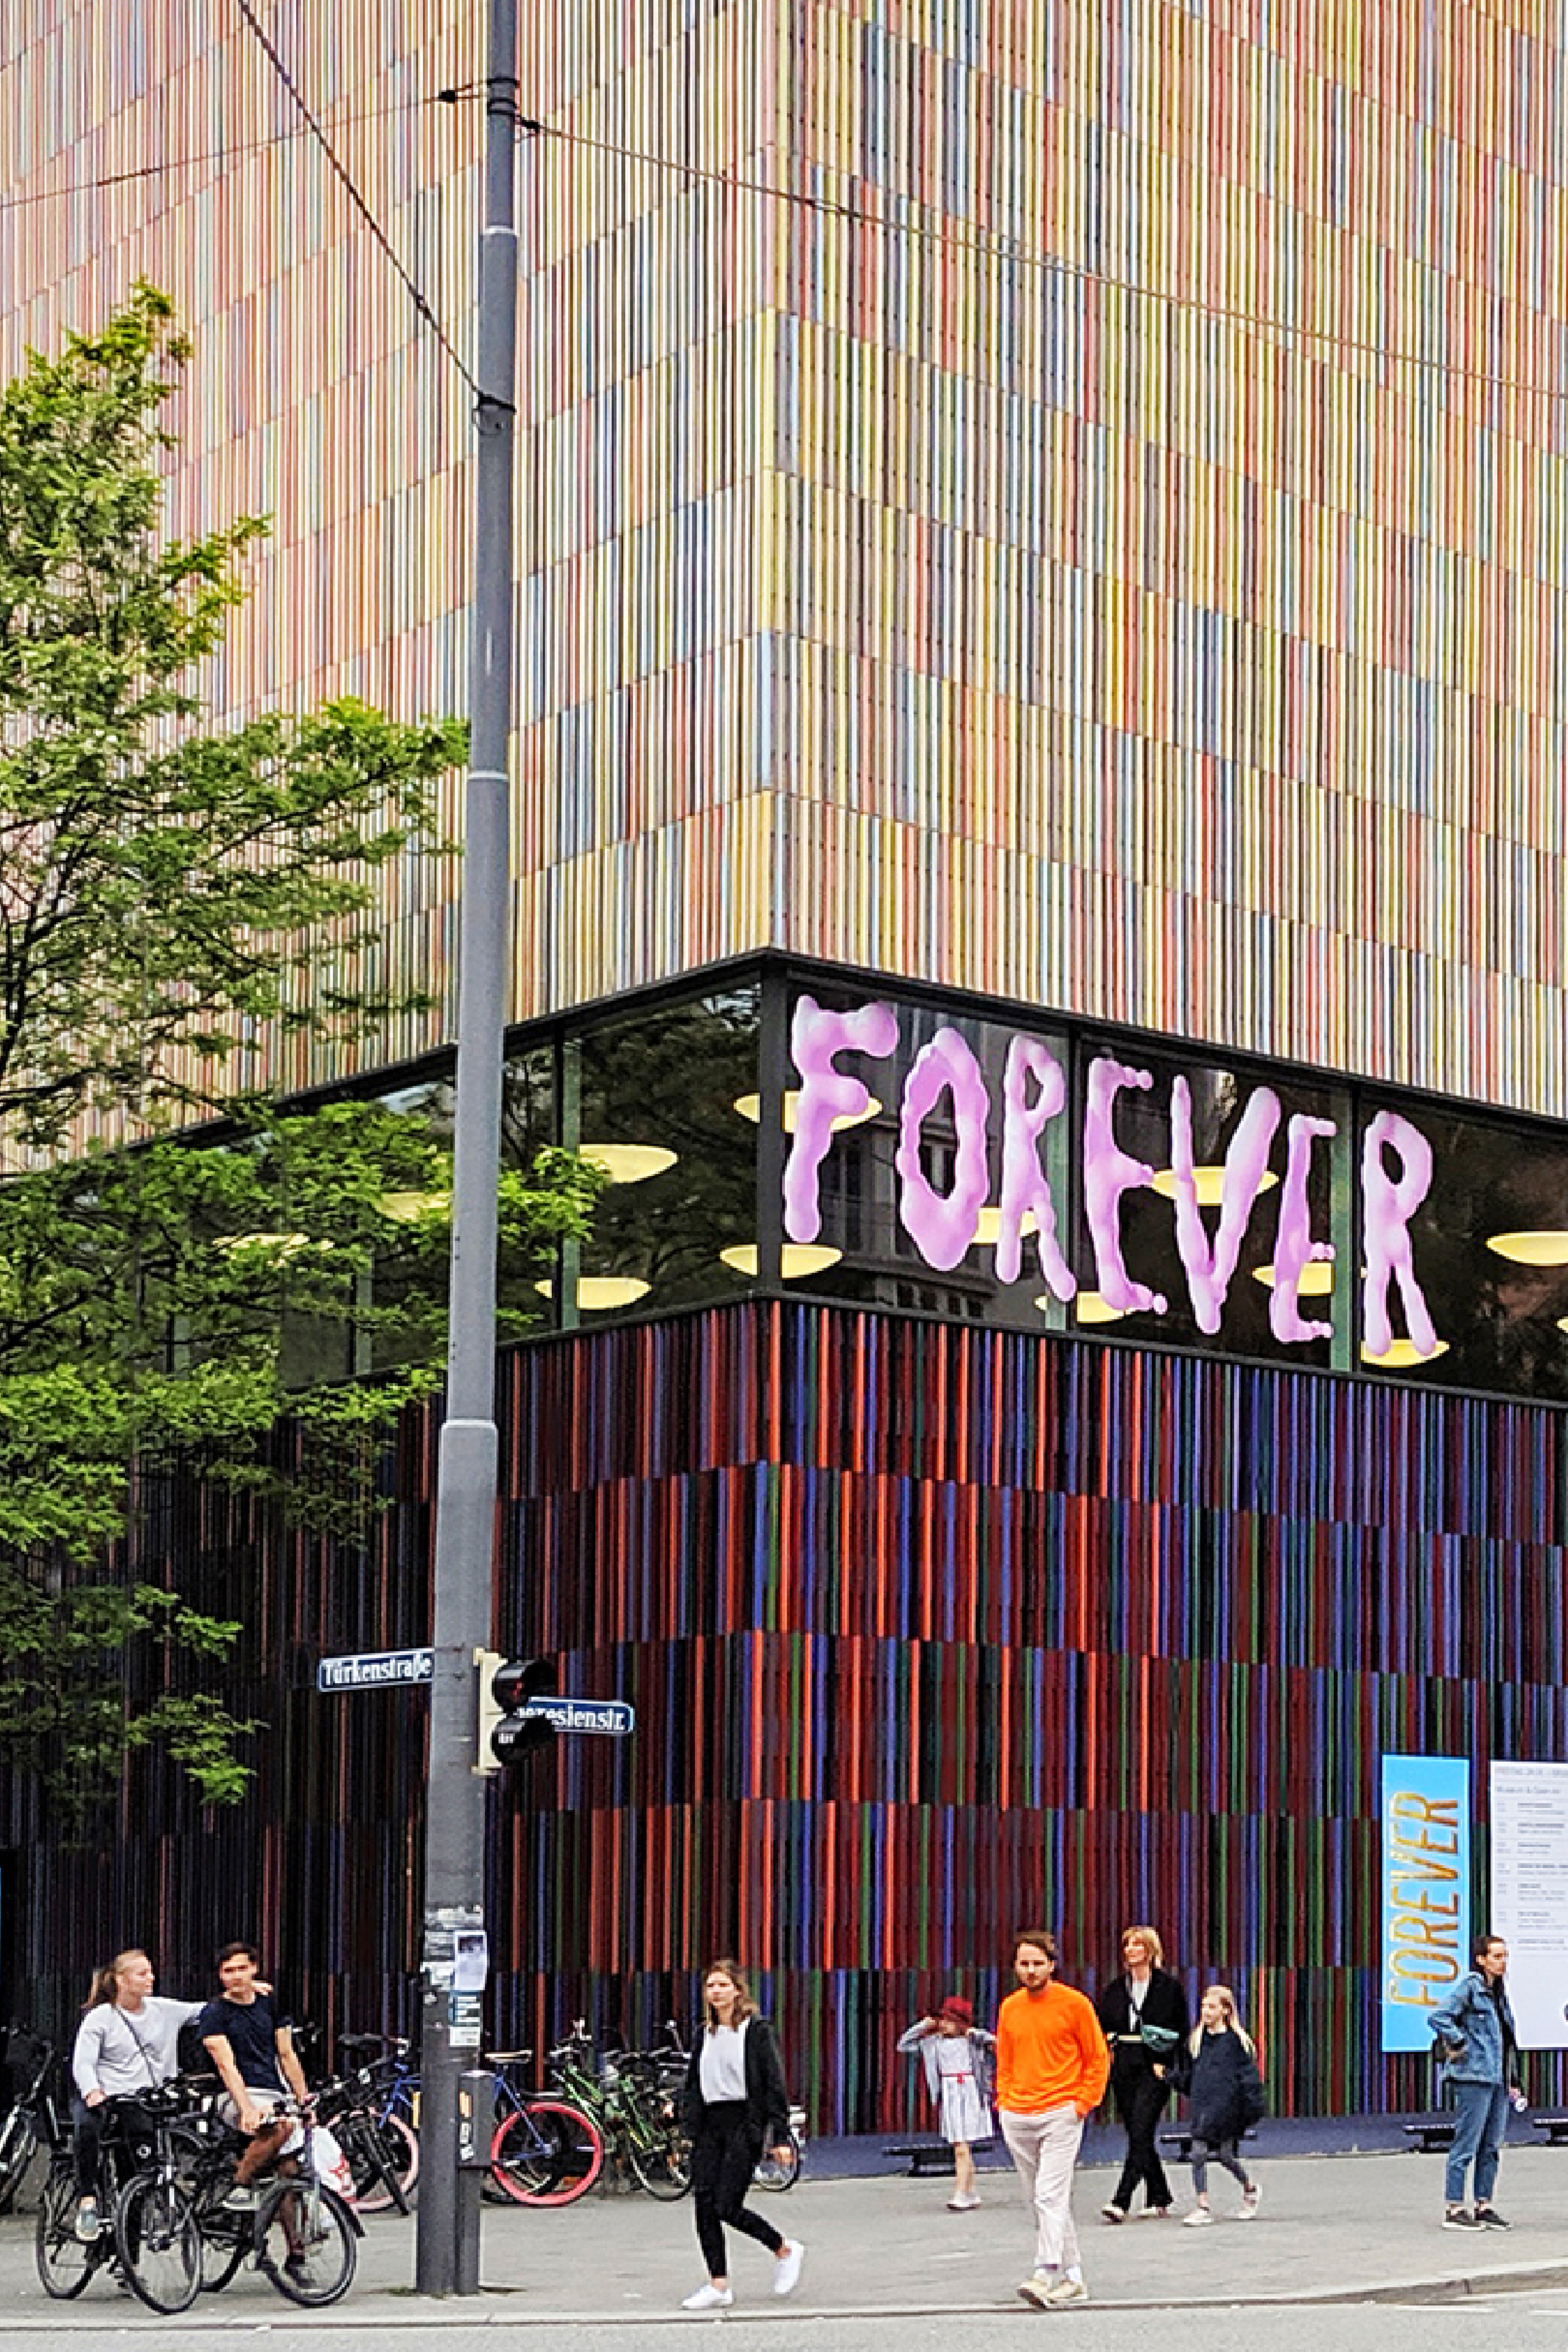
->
[0,2307,1561,2352]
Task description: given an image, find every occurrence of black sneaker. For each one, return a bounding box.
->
[1475,2206,1511,2229]
[1442,2208,1482,2230]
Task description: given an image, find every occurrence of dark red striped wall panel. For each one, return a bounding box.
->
[9,1301,1568,2131]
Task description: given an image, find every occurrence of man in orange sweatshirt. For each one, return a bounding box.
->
[995,1929,1111,2308]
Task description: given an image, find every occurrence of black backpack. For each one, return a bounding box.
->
[177,2017,217,2082]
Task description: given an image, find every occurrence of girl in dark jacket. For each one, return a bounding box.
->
[1179,1986,1265,2224]
[1095,1925,1190,2221]
[678,1960,805,2310]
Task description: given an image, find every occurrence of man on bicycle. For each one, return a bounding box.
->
[197,1943,311,2206]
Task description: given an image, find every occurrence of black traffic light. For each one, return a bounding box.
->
[489,1656,557,1769]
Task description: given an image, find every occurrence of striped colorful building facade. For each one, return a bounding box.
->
[7,1,1568,2123]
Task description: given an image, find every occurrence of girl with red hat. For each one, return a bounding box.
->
[897,1995,997,2210]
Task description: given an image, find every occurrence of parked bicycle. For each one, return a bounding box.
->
[484,2046,605,2207]
[545,2023,691,2200]
[314,2033,420,2214]
[0,2026,68,2214]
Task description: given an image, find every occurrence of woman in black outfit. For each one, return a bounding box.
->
[1095,1925,1190,2222]
[678,1960,805,2312]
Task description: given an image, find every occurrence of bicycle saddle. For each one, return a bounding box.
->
[483,2049,533,2064]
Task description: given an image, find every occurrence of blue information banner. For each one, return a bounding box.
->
[1381,1753,1470,2052]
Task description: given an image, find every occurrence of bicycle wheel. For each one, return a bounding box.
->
[752,2131,800,2191]
[113,2173,202,2314]
[196,2216,248,2293]
[161,2132,243,2291]
[257,2177,357,2306]
[628,2123,693,2201]
[346,2112,419,2214]
[490,2099,604,2208]
[35,2162,102,2298]
[0,2104,37,2215]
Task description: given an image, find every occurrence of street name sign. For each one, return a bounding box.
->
[521,1696,635,1737]
[318,1647,435,1693]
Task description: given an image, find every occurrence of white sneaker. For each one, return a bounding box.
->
[1183,2207,1213,2227]
[773,2241,805,2296]
[1238,2182,1261,2219]
[947,2191,981,2210]
[1042,2275,1090,2307]
[73,2199,101,2244]
[680,2283,733,2310]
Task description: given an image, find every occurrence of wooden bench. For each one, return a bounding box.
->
[1159,2128,1259,2163]
[883,2141,956,2177]
[1402,2118,1457,2154]
[1531,2114,1568,2147]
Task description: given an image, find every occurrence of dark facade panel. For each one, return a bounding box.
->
[11,1301,1568,2132]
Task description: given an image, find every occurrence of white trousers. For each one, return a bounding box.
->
[999,2102,1084,2275]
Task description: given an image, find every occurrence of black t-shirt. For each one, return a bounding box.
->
[197,1993,286,2092]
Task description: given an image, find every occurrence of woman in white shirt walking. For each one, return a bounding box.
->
[677,1960,805,2311]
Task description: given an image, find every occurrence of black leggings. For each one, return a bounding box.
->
[71,2098,106,2197]
[1110,2065,1173,2211]
[71,2095,151,2198]
[690,2102,784,2278]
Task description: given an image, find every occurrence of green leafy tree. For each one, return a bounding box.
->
[0,287,597,1818]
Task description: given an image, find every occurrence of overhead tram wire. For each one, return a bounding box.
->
[228,0,481,400]
[0,95,442,215]
[518,114,1568,416]
[7,74,1563,413]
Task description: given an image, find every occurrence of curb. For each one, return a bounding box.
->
[0,2263,1566,2329]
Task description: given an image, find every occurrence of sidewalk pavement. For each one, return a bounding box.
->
[0,2136,1565,2327]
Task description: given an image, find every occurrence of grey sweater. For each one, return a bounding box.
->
[71,1997,203,2101]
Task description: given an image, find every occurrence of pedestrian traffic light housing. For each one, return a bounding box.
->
[476,1651,557,1772]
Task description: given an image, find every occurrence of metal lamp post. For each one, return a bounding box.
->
[415,0,519,2298]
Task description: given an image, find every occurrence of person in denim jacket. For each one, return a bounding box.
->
[1426,1934,1524,2231]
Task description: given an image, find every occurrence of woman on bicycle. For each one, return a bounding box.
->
[678,1960,804,2312]
[70,1949,205,2244]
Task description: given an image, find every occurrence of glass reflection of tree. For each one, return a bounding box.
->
[501,1050,554,1177]
[578,992,760,1307]
[368,1057,600,1367]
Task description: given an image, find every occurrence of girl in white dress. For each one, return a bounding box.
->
[897,1995,997,2209]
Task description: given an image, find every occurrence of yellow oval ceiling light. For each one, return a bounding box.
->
[534,1276,651,1311]
[1074,1291,1127,1325]
[578,1142,677,1185]
[732,1091,881,1133]
[1360,1337,1450,1368]
[1486,1231,1568,1266]
[719,1243,842,1280]
[1151,1166,1280,1206]
[1253,1262,1336,1295]
[974,1207,1039,1246]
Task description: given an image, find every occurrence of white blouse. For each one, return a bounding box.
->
[699,2020,750,2104]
